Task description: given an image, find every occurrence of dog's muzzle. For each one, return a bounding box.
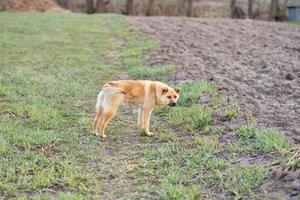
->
[169,102,176,107]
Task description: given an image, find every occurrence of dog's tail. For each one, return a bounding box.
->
[95,87,124,112]
[95,92,103,113]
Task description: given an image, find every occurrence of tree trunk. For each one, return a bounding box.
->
[126,0,134,15]
[86,0,94,14]
[177,0,186,16]
[269,0,280,20]
[230,0,236,18]
[96,0,106,12]
[146,0,154,16]
[248,0,254,19]
[186,0,193,17]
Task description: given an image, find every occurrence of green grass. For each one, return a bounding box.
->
[0,12,130,198]
[129,64,175,81]
[225,165,268,196]
[177,80,216,106]
[138,137,268,198]
[119,25,176,81]
[224,107,238,121]
[237,125,290,153]
[165,105,212,132]
[0,12,293,199]
[0,135,10,156]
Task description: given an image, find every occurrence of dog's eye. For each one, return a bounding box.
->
[174,95,177,98]
[167,96,171,99]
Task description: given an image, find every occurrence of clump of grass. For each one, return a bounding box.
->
[203,164,268,197]
[224,108,238,121]
[154,131,179,143]
[238,125,256,140]
[32,168,56,189]
[128,65,175,81]
[31,193,86,200]
[237,125,290,153]
[10,129,60,149]
[255,129,290,153]
[0,136,10,156]
[56,192,87,200]
[204,157,231,170]
[193,135,220,154]
[225,164,268,196]
[166,105,212,132]
[177,80,216,106]
[160,181,204,200]
[0,89,5,97]
[211,126,224,136]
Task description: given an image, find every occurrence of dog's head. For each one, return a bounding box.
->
[156,83,181,107]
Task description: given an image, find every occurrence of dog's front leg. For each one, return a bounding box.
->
[138,107,144,129]
[143,107,153,136]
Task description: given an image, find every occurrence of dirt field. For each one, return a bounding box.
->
[128,17,300,143]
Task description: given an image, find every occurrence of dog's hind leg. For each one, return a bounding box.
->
[98,93,123,138]
[93,108,103,135]
[99,111,115,138]
[93,91,104,135]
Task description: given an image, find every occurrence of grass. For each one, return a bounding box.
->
[237,125,290,153]
[0,135,10,156]
[129,64,175,81]
[0,12,294,199]
[120,25,175,81]
[0,12,130,198]
[224,107,238,121]
[165,105,212,132]
[138,136,269,198]
[177,79,216,106]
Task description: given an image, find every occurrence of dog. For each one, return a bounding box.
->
[93,80,181,138]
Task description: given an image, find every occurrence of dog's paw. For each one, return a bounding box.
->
[94,132,99,136]
[146,132,153,136]
[139,129,153,136]
[100,134,107,138]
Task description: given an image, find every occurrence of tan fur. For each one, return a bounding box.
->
[93,80,181,138]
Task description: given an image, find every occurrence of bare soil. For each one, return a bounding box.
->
[128,17,300,143]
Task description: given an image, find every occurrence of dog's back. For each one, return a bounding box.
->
[103,80,152,104]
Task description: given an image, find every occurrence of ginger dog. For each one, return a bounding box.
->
[93,80,181,138]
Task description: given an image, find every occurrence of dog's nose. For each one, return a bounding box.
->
[169,102,176,106]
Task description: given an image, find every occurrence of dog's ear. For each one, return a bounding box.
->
[161,87,168,95]
[175,87,181,94]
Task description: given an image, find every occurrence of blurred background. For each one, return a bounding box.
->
[1,0,299,21]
